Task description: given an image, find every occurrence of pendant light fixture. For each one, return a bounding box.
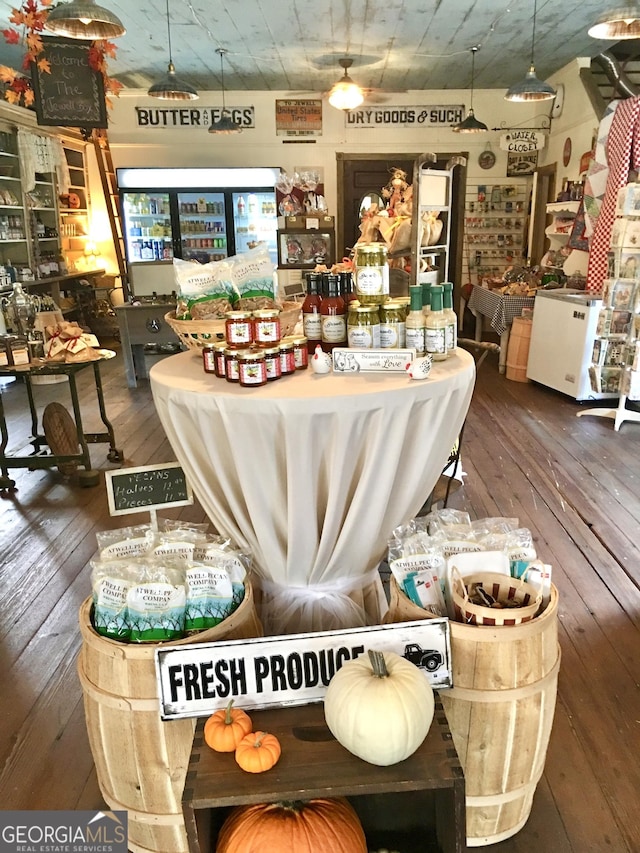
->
[209,49,242,135]
[44,0,125,40]
[328,58,364,111]
[588,7,640,39]
[505,0,556,102]
[452,47,487,133]
[148,0,198,100]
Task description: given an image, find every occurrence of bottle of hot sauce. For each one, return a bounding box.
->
[302,272,323,354]
[320,273,346,353]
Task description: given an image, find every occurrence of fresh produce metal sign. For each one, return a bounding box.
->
[155,619,451,719]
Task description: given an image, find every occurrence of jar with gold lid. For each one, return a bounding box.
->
[238,349,267,387]
[252,309,281,347]
[279,340,296,375]
[347,304,380,349]
[262,345,282,381]
[379,301,406,349]
[225,311,253,348]
[354,242,389,305]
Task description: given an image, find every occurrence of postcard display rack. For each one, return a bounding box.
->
[577,183,640,431]
[463,182,529,286]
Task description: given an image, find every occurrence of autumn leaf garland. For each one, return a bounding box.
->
[1,0,122,108]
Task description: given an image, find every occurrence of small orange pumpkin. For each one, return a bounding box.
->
[234,730,281,773]
[204,700,252,753]
[216,797,367,852]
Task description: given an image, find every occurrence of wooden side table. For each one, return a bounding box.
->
[183,699,466,853]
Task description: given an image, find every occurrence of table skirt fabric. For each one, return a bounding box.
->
[468,285,535,336]
[150,349,475,634]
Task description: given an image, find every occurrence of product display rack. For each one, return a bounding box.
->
[462,181,529,286]
[577,185,640,431]
[542,200,581,273]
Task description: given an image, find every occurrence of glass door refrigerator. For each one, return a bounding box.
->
[116,167,280,297]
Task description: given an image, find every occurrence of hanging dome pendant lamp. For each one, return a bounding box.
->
[209,49,242,135]
[453,46,488,133]
[148,0,198,100]
[505,0,556,101]
[44,0,125,40]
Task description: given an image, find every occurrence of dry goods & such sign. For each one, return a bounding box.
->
[155,619,452,719]
[346,105,464,128]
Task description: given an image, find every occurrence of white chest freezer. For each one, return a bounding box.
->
[526,289,617,401]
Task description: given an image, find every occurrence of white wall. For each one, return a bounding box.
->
[106,71,598,216]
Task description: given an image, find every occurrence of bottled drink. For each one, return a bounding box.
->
[339,270,357,305]
[405,285,425,357]
[302,272,323,353]
[426,284,448,361]
[320,273,346,352]
[7,281,36,335]
[237,196,246,216]
[442,282,457,354]
[421,282,432,320]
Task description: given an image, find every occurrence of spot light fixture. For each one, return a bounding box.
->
[44,0,126,40]
[588,6,640,39]
[452,46,488,133]
[147,0,198,101]
[209,49,242,135]
[505,0,556,102]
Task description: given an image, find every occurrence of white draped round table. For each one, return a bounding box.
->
[150,349,475,635]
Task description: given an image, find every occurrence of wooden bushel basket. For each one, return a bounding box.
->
[78,581,263,853]
[385,576,560,847]
[451,568,542,626]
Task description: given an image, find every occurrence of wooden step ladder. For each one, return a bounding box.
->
[91,128,129,298]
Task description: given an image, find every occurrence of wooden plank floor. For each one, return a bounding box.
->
[0,344,638,852]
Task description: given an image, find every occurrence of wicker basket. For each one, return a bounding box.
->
[451,568,542,626]
[165,301,302,352]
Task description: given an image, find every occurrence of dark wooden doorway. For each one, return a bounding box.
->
[529,163,557,265]
[336,151,468,295]
[337,154,418,258]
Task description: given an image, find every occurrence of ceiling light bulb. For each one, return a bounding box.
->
[329,80,364,111]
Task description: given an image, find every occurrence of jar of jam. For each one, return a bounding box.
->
[225,311,253,348]
[225,347,244,382]
[347,304,380,349]
[291,336,309,369]
[202,345,216,374]
[279,340,296,375]
[262,345,282,381]
[213,341,227,378]
[238,349,267,387]
[253,309,281,347]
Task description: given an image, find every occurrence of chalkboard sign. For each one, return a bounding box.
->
[105,463,193,516]
[31,36,107,129]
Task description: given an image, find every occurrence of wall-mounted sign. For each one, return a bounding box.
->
[346,105,464,129]
[275,99,323,137]
[31,36,107,128]
[135,106,255,129]
[507,151,538,177]
[499,130,546,153]
[155,618,452,719]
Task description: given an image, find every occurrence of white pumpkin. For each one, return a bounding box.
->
[323,650,435,766]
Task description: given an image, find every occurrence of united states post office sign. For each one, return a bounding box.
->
[345,105,464,128]
[155,618,451,719]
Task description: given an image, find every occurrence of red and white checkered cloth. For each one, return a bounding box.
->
[587,95,640,294]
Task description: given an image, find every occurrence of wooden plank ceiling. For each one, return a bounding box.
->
[0,0,623,97]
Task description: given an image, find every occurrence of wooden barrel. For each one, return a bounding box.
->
[506,317,532,383]
[385,577,560,846]
[78,582,263,853]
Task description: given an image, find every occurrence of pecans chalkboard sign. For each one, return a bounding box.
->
[105,463,193,516]
[31,36,107,129]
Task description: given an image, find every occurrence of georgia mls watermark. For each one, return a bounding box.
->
[0,811,128,853]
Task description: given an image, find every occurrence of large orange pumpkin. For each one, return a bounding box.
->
[215,797,368,852]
